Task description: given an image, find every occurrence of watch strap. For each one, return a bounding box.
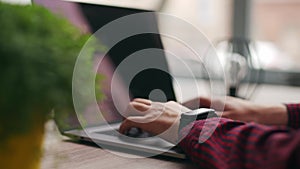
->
[178,108,217,139]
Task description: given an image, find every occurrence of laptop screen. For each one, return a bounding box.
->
[35,0,176,131]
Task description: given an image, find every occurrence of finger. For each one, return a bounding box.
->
[119,116,148,134]
[125,102,151,116]
[133,98,152,105]
[131,101,150,112]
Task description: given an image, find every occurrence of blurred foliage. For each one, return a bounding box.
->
[0,2,104,140]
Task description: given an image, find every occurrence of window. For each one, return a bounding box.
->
[158,0,233,77]
[160,0,300,85]
[252,0,300,72]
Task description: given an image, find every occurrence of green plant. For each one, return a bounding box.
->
[0,2,103,142]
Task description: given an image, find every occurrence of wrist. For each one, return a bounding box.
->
[256,104,288,126]
[160,117,180,144]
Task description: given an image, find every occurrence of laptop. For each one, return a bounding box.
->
[36,0,186,159]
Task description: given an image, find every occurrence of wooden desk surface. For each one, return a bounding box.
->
[41,121,197,169]
[41,81,300,169]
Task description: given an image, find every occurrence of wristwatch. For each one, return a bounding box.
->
[178,108,217,134]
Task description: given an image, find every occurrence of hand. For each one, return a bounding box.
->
[119,98,191,144]
[183,96,288,126]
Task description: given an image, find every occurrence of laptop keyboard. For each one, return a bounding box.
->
[125,127,152,138]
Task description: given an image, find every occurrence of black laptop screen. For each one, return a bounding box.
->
[79,3,176,102]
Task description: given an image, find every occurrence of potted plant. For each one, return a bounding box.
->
[0,2,103,169]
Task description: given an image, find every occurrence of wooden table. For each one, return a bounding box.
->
[41,120,197,169]
[41,81,300,169]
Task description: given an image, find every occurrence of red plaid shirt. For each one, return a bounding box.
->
[179,104,300,169]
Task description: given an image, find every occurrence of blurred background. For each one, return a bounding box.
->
[159,0,300,86]
[1,1,299,168]
[5,0,300,87]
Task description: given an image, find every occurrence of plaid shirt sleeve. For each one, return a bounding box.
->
[286,103,300,129]
[178,118,300,169]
